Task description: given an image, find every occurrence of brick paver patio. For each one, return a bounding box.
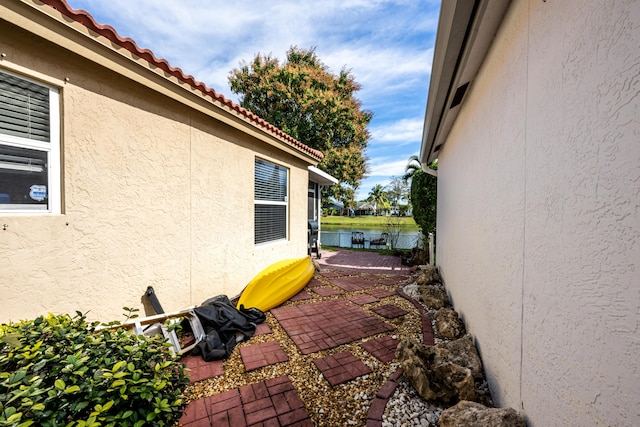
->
[182,355,224,383]
[271,299,394,355]
[331,276,379,292]
[313,351,372,386]
[180,249,427,426]
[347,293,379,305]
[360,335,400,363]
[366,288,396,298]
[371,304,409,319]
[181,376,312,426]
[239,341,289,372]
[311,286,342,297]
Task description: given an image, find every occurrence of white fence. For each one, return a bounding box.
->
[320,230,422,250]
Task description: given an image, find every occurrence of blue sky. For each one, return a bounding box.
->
[65,0,441,201]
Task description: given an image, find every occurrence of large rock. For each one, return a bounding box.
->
[415,265,440,286]
[433,362,476,402]
[437,334,483,380]
[395,338,440,401]
[419,285,449,309]
[439,401,526,427]
[396,337,477,403]
[434,307,465,339]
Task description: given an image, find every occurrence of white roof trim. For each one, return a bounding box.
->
[308,166,338,186]
[420,0,511,167]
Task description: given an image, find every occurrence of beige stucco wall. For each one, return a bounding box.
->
[0,21,313,323]
[436,1,640,425]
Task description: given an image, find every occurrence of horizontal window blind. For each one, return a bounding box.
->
[255,158,288,244]
[255,158,287,201]
[0,70,50,142]
[255,205,286,244]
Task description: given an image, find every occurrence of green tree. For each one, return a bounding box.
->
[402,154,422,182]
[367,184,390,215]
[229,46,372,201]
[411,161,438,234]
[386,176,409,207]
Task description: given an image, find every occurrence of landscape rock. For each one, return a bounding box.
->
[437,334,483,380]
[419,285,449,309]
[432,362,476,402]
[434,308,465,339]
[439,400,526,427]
[395,339,439,401]
[396,337,478,404]
[415,265,440,286]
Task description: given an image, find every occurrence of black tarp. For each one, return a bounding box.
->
[191,296,266,361]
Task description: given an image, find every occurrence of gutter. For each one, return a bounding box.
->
[420,0,512,169]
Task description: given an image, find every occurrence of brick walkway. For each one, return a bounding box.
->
[271,299,393,355]
[180,249,428,427]
[313,351,372,386]
[316,249,411,274]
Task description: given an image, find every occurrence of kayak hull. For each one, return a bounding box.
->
[236,256,315,312]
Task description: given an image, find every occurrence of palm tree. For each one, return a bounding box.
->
[367,184,389,215]
[404,154,438,182]
[402,155,422,182]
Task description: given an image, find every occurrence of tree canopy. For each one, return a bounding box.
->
[229,46,372,205]
[386,176,409,206]
[367,184,390,213]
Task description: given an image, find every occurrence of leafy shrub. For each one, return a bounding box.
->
[410,167,437,235]
[0,312,189,427]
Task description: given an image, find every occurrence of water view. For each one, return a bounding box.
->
[320,225,422,250]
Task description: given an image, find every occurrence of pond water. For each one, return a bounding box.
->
[320,226,422,250]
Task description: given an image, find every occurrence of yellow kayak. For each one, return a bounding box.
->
[236,256,315,312]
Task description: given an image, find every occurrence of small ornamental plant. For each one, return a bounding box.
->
[0,312,189,427]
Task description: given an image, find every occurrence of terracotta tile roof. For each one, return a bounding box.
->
[38,0,323,161]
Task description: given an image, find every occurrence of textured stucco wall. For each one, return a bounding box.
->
[0,23,312,323]
[436,1,640,425]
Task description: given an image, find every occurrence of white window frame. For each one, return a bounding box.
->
[254,157,289,245]
[0,69,60,215]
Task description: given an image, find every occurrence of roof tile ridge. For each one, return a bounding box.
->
[37,0,324,160]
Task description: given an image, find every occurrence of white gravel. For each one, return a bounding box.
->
[381,282,445,426]
[383,378,444,426]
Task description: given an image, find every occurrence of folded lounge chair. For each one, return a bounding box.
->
[351,231,365,248]
[370,232,389,248]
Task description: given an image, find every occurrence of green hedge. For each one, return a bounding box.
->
[0,313,189,427]
[410,168,437,234]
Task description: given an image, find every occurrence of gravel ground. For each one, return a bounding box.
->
[183,273,442,426]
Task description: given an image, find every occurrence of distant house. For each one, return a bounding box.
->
[0,0,333,323]
[356,202,375,216]
[420,1,639,425]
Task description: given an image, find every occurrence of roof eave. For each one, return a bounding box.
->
[3,0,323,165]
[308,166,339,186]
[420,0,512,169]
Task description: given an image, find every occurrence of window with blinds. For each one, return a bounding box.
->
[0,69,60,213]
[254,158,288,244]
[0,71,50,142]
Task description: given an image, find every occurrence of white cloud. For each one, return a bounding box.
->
[67,0,435,95]
[367,158,409,177]
[65,0,440,197]
[370,118,424,145]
